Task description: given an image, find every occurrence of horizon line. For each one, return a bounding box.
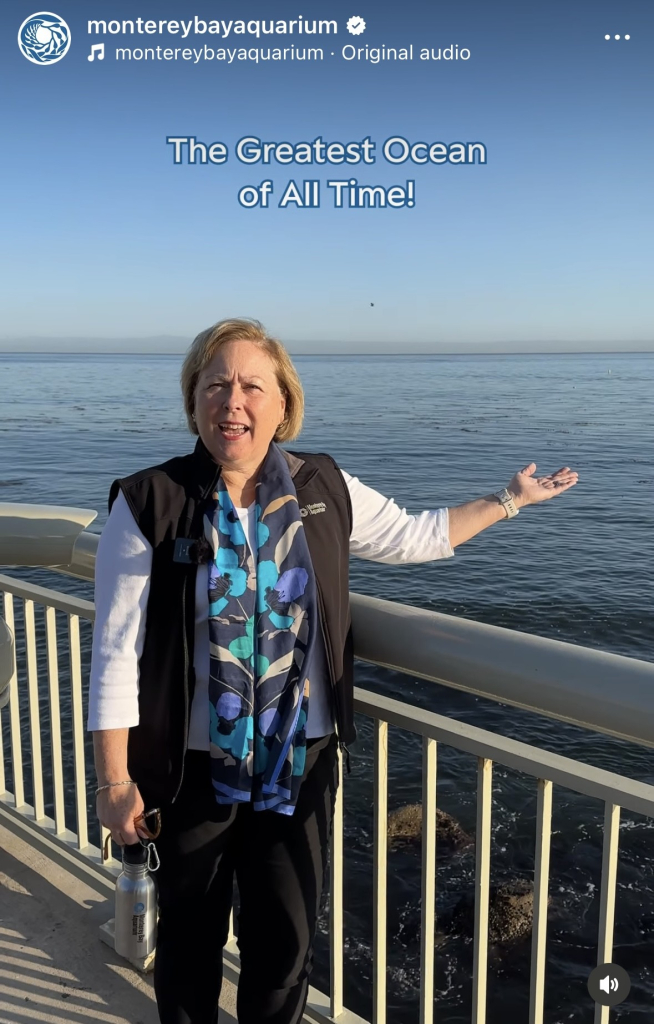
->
[2,348,654,357]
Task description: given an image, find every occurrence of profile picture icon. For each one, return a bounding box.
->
[18,11,71,65]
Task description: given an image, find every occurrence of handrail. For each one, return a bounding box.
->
[52,528,99,581]
[351,592,654,749]
[0,502,98,577]
[1,501,653,748]
[0,574,95,619]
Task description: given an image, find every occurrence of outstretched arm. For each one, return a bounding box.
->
[344,471,454,564]
[448,463,578,548]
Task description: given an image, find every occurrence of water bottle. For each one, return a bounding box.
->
[114,841,158,960]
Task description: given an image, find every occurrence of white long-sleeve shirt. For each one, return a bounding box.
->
[88,471,454,744]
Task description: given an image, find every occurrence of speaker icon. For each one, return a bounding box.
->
[599,975,619,994]
[588,963,630,1006]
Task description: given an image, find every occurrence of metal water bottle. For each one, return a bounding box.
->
[114,841,158,960]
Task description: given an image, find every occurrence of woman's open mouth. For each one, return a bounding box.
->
[218,422,249,440]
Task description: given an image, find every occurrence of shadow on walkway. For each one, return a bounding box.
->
[0,820,237,1023]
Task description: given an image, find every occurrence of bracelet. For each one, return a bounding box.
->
[95,780,135,795]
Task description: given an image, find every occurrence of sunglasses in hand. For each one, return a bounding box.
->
[102,808,161,861]
[134,807,161,840]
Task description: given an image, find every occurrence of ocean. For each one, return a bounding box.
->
[1,351,653,1021]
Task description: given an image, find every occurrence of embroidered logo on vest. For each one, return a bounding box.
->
[299,501,327,518]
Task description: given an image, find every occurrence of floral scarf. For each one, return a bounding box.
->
[205,443,316,815]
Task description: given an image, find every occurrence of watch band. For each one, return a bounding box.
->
[494,488,519,519]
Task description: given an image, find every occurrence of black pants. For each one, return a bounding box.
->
[148,734,338,1024]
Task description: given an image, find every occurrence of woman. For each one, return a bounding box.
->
[89,318,578,1024]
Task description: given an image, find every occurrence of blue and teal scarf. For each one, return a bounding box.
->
[205,443,317,815]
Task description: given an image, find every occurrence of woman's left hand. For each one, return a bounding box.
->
[508,463,579,509]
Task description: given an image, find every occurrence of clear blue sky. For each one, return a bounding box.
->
[1,0,652,349]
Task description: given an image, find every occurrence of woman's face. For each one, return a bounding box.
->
[193,340,286,473]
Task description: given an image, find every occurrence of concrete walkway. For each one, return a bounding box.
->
[0,818,237,1024]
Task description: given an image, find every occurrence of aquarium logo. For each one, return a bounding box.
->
[18,12,71,65]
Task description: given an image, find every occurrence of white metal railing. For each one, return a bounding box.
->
[349,689,654,1024]
[350,592,654,749]
[2,570,654,1024]
[0,574,115,875]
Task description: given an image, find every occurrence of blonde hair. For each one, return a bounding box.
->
[181,318,304,442]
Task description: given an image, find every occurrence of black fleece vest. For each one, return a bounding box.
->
[109,440,355,804]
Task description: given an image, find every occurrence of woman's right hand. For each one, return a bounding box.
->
[96,784,149,846]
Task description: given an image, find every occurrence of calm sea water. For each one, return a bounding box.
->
[1,351,653,1022]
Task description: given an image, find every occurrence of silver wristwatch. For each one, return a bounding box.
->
[494,488,519,519]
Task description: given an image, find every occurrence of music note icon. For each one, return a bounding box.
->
[88,43,105,62]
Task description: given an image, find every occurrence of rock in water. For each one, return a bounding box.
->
[444,879,546,945]
[387,803,471,851]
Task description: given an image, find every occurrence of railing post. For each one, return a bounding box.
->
[330,745,344,1020]
[419,737,437,1024]
[0,704,4,798]
[0,594,8,797]
[472,757,492,1024]
[372,720,388,1024]
[45,605,66,834]
[3,594,24,810]
[25,600,45,822]
[529,778,553,1024]
[68,613,88,850]
[594,803,621,1024]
